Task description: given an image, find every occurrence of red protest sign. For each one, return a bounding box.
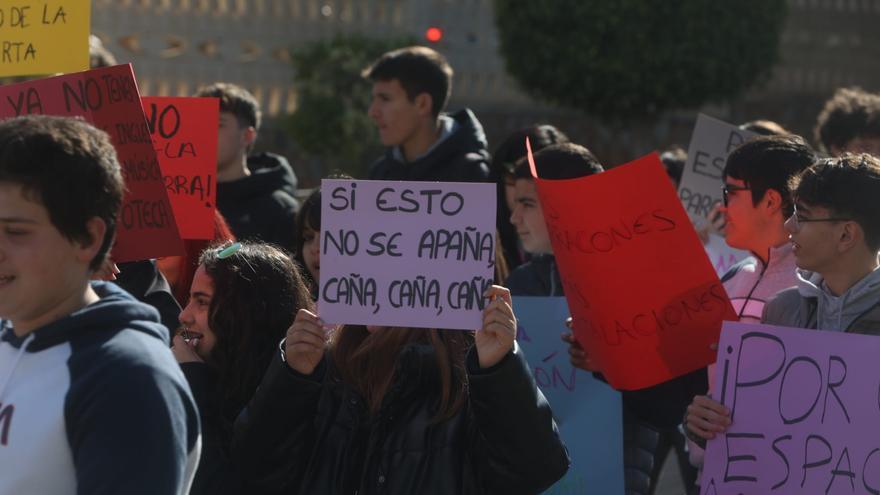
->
[529,150,737,390]
[142,97,218,240]
[0,64,184,262]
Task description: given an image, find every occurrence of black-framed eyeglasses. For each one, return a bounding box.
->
[788,203,851,231]
[722,184,750,207]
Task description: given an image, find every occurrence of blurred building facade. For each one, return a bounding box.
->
[93,0,880,181]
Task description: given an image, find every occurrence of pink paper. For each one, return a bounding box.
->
[318,179,496,330]
[701,321,880,494]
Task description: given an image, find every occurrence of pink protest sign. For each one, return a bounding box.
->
[701,321,880,494]
[318,179,496,330]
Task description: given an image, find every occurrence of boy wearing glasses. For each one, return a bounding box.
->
[716,135,817,322]
[562,135,817,489]
[672,135,816,477]
[685,153,880,459]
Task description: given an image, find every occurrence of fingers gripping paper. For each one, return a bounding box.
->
[526,142,736,390]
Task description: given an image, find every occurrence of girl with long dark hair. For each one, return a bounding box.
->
[172,241,313,495]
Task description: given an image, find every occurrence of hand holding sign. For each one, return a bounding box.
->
[475,285,516,369]
[685,395,731,442]
[561,331,598,372]
[284,309,327,376]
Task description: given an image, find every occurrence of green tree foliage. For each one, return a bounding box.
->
[493,1,787,122]
[288,35,416,178]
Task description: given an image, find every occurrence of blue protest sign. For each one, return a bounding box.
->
[513,296,624,494]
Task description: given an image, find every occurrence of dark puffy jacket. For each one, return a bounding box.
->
[234,343,569,495]
[179,363,242,495]
[217,152,299,253]
[368,109,491,183]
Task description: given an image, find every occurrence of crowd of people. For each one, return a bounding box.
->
[0,41,878,495]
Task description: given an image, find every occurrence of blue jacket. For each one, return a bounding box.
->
[0,282,201,494]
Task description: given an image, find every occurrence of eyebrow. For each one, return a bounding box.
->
[515,197,537,205]
[0,217,38,224]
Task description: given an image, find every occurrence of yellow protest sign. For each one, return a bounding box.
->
[0,2,89,77]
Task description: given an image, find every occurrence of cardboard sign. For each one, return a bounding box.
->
[702,322,880,494]
[0,64,184,262]
[679,114,752,275]
[679,114,757,222]
[514,296,624,494]
[142,97,218,240]
[528,149,737,390]
[0,2,90,77]
[319,179,496,330]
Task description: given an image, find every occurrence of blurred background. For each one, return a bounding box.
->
[92,0,880,186]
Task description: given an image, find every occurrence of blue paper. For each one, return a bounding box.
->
[513,296,624,494]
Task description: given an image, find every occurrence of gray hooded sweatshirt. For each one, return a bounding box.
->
[762,267,880,334]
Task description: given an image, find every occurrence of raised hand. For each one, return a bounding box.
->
[475,285,516,369]
[284,309,327,375]
[685,395,732,441]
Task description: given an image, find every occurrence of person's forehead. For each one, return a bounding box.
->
[723,176,747,186]
[795,201,828,214]
[372,78,404,94]
[191,265,215,293]
[0,183,49,219]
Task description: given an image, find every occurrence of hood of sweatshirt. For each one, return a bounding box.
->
[0,281,166,353]
[373,108,490,181]
[796,267,880,331]
[217,151,298,205]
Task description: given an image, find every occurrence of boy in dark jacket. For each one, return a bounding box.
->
[196,83,299,253]
[0,115,200,495]
[506,143,603,296]
[363,46,490,183]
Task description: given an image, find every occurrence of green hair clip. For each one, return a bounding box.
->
[217,242,243,259]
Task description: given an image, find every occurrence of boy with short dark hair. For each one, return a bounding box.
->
[195,82,299,252]
[0,115,200,495]
[766,153,880,329]
[363,46,490,182]
[506,143,603,296]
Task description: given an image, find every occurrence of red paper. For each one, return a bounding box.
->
[0,64,184,262]
[142,97,218,240]
[529,151,737,390]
